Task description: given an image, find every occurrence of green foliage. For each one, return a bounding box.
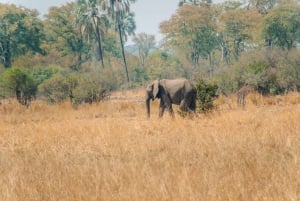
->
[160,4,219,66]
[242,60,269,87]
[194,27,219,61]
[45,2,91,70]
[222,1,242,10]
[0,6,45,68]
[262,4,300,50]
[0,1,299,101]
[30,66,60,85]
[39,71,109,104]
[70,74,108,105]
[276,49,300,91]
[38,74,70,103]
[216,48,300,95]
[1,67,37,106]
[132,32,156,68]
[145,50,182,80]
[133,67,148,83]
[195,78,218,113]
[246,61,267,75]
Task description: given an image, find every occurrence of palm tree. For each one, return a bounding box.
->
[76,0,109,68]
[101,0,136,82]
[117,12,136,82]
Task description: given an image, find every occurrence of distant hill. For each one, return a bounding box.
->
[125,44,158,56]
[124,44,139,55]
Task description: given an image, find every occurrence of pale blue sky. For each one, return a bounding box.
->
[0,0,179,44]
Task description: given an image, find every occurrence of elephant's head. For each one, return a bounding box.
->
[145,80,159,118]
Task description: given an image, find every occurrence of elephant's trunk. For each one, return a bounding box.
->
[146,98,151,118]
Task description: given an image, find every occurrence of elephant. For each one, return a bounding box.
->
[145,78,197,118]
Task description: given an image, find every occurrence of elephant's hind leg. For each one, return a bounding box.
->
[189,98,196,112]
[167,106,174,118]
[179,99,188,111]
[180,98,195,112]
[159,107,165,117]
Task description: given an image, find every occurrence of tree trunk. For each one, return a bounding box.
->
[93,17,104,68]
[118,21,130,83]
[208,52,213,77]
[4,37,11,68]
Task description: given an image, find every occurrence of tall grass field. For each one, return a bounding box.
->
[1,91,300,201]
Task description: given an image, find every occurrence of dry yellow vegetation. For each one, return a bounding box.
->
[1,91,300,201]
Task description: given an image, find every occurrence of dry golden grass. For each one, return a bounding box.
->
[1,92,300,201]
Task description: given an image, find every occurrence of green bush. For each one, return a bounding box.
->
[1,67,37,106]
[39,72,109,105]
[69,73,107,105]
[195,78,218,113]
[38,74,70,103]
[30,66,60,85]
[133,67,148,83]
[217,49,300,95]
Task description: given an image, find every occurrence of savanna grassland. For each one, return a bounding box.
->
[1,91,300,201]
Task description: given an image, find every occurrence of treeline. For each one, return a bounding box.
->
[0,0,299,106]
[160,0,300,94]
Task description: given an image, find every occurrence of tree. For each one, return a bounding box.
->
[76,0,109,68]
[132,32,156,69]
[160,4,218,69]
[178,0,201,6]
[116,11,136,82]
[179,0,213,7]
[218,8,261,61]
[144,50,182,81]
[1,67,37,106]
[193,25,218,68]
[0,4,45,68]
[195,78,218,113]
[248,0,278,14]
[38,74,70,103]
[262,3,300,50]
[45,2,90,70]
[101,0,136,82]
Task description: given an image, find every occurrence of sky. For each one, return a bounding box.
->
[0,0,179,44]
[130,0,178,44]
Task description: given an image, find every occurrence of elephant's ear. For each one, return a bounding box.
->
[153,80,159,98]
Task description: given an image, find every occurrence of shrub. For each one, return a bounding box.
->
[1,67,37,107]
[30,66,60,85]
[70,74,108,105]
[217,49,300,95]
[39,71,109,105]
[39,74,70,103]
[195,78,219,113]
[133,67,148,83]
